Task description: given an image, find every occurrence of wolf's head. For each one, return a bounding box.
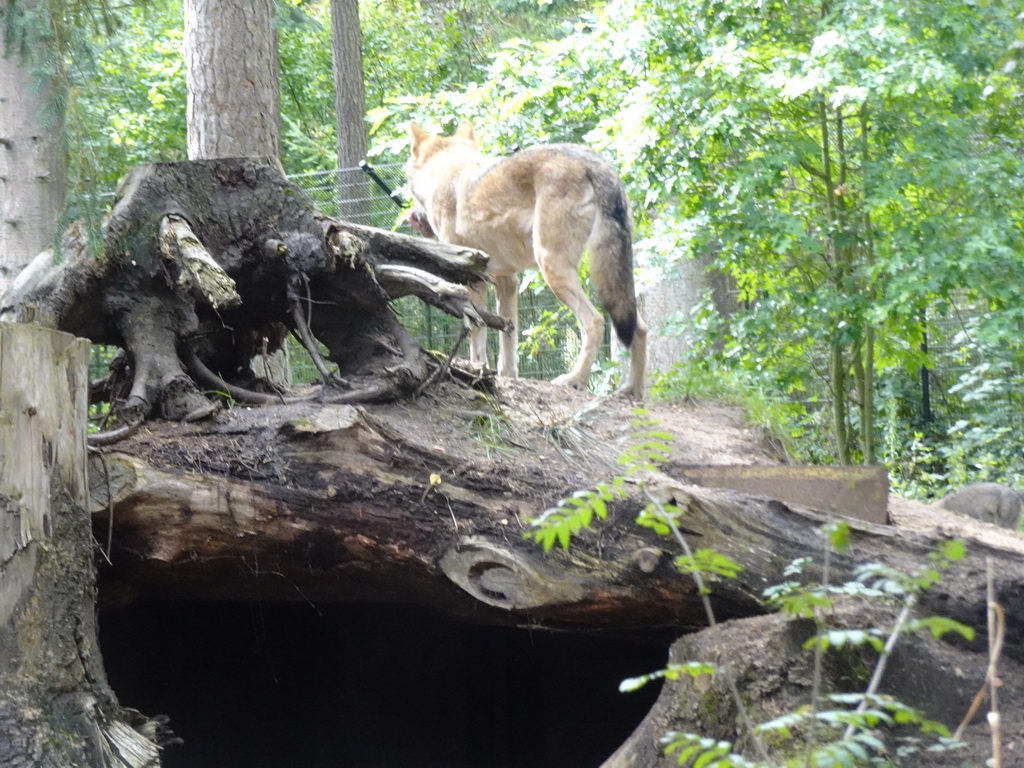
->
[405,121,480,239]
[407,120,478,174]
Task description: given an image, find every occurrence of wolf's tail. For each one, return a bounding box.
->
[588,172,639,348]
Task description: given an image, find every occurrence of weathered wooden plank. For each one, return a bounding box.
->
[675,464,890,524]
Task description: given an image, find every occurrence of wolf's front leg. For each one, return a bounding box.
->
[494,274,519,378]
[467,280,490,367]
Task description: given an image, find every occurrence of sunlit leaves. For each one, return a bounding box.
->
[803,628,885,654]
[528,409,675,550]
[619,661,717,693]
[905,615,975,642]
[675,549,744,580]
[526,477,627,551]
[660,733,762,768]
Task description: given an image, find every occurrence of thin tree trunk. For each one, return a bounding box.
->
[0,1,66,293]
[331,0,370,222]
[861,326,874,463]
[859,108,876,465]
[831,343,850,464]
[184,0,289,383]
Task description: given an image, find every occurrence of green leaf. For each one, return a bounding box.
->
[907,615,976,641]
[675,549,744,579]
[827,520,851,553]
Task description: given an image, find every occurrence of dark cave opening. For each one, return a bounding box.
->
[99,600,666,768]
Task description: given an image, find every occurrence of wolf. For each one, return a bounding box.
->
[405,121,647,397]
[934,482,1023,530]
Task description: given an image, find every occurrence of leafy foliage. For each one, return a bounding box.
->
[527,408,670,550]
[619,661,717,693]
[527,476,628,551]
[367,0,1024,488]
[527,408,975,764]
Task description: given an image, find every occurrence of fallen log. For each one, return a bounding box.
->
[85,385,1024,765]
[88,397,1024,649]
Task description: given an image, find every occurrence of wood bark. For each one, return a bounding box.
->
[183,0,289,385]
[0,325,165,767]
[0,1,66,293]
[86,403,1024,647]
[184,0,282,162]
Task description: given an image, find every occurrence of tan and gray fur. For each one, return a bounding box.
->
[934,482,1023,530]
[405,121,647,397]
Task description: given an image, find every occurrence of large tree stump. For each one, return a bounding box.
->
[1,159,508,438]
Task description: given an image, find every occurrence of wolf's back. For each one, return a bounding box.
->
[586,165,639,348]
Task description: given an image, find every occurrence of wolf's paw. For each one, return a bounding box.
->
[615,383,645,400]
[551,373,587,390]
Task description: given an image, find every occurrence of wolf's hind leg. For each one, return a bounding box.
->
[493,273,519,378]
[619,314,647,398]
[540,259,604,390]
[534,197,603,389]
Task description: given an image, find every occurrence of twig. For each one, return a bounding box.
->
[955,558,1005,764]
[988,556,1005,768]
[841,593,917,742]
[414,322,470,397]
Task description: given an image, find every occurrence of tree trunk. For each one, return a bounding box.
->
[184,0,282,163]
[331,0,370,222]
[0,325,165,767]
[0,1,66,293]
[184,0,289,385]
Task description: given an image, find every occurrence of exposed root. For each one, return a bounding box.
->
[444,359,498,394]
[182,347,316,405]
[320,381,396,404]
[160,214,241,309]
[375,265,511,333]
[416,322,470,397]
[184,339,410,407]
[161,374,221,421]
[288,275,346,388]
[87,419,144,447]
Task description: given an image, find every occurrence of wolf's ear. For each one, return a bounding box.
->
[410,122,429,150]
[454,120,476,144]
